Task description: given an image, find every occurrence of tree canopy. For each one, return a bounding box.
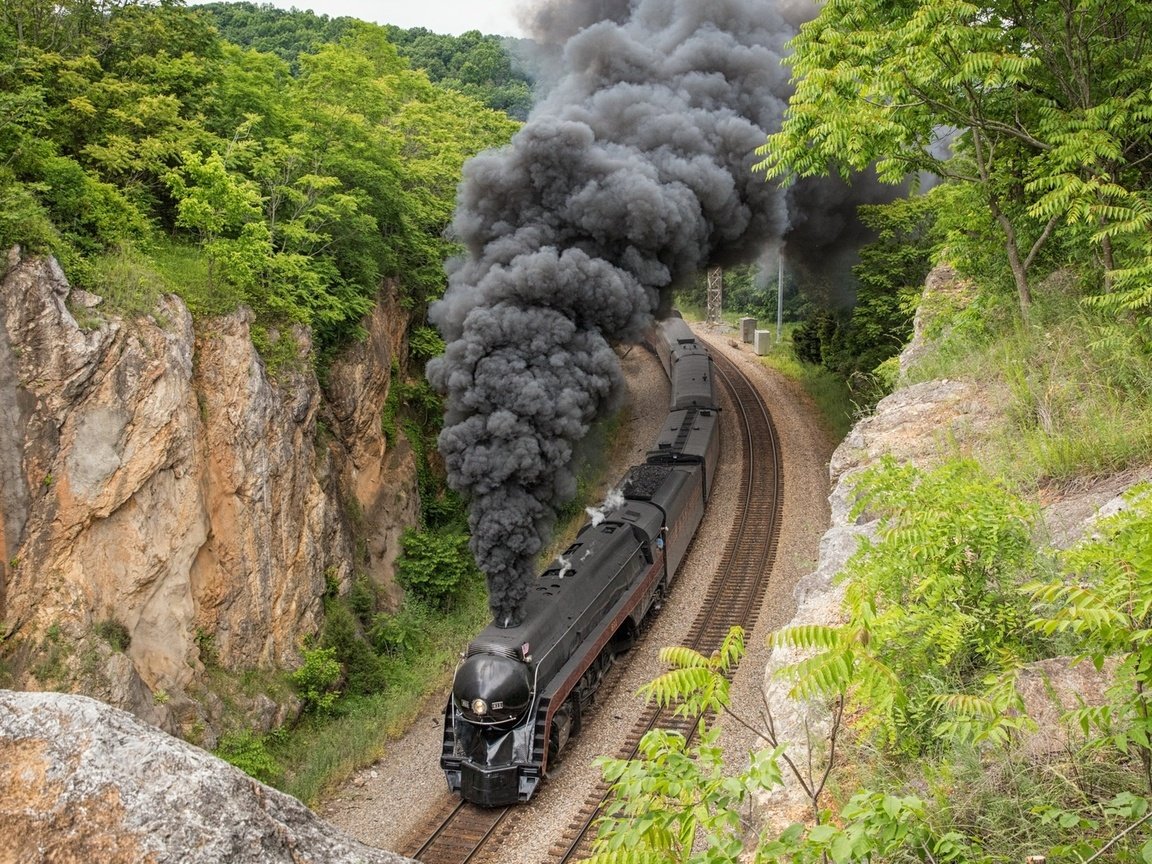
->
[198,3,536,120]
[0,0,519,356]
[758,0,1152,321]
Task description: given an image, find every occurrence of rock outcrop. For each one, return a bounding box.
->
[758,264,1152,824]
[0,248,420,740]
[0,689,416,864]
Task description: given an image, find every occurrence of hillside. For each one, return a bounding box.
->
[4,0,1152,861]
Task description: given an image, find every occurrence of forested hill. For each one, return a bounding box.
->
[198,2,536,120]
[0,0,519,362]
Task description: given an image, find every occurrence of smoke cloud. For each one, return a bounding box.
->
[428,0,886,626]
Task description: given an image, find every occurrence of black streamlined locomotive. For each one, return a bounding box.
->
[441,316,721,807]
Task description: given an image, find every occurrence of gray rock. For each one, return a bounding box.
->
[0,690,415,864]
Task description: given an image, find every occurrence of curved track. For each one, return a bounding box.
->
[546,346,784,864]
[402,343,783,864]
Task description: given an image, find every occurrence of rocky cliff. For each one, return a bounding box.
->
[0,248,420,742]
[0,690,417,864]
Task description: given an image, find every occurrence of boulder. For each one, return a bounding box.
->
[0,690,415,864]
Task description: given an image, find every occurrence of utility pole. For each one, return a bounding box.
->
[706,266,723,326]
[776,255,784,343]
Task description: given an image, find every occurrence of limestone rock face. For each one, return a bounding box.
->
[0,689,416,864]
[324,297,420,608]
[0,249,419,737]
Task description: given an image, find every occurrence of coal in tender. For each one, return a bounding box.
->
[622,464,674,501]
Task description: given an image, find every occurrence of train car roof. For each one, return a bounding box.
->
[466,506,660,663]
[660,317,696,343]
[648,407,718,461]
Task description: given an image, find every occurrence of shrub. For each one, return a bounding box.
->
[370,602,431,658]
[775,457,1048,752]
[408,324,445,360]
[216,729,280,784]
[290,646,342,714]
[93,618,131,652]
[395,528,478,609]
[320,601,388,696]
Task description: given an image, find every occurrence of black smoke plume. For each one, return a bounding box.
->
[428,0,881,626]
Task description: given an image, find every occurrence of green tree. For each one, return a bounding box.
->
[758,0,1152,320]
[0,0,518,358]
[1028,484,1152,791]
[791,194,936,408]
[166,149,263,287]
[196,1,353,70]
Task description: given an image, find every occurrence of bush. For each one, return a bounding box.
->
[216,729,280,784]
[776,457,1049,753]
[320,601,388,696]
[290,646,342,714]
[370,602,431,658]
[93,618,131,652]
[395,528,479,609]
[0,170,58,253]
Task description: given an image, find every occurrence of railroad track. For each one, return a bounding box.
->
[402,797,511,864]
[545,344,784,863]
[402,342,782,864]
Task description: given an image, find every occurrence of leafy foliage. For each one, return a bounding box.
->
[594,469,1152,862]
[590,628,783,864]
[789,194,937,411]
[775,457,1047,750]
[200,4,535,120]
[637,628,744,719]
[215,728,280,784]
[758,0,1152,320]
[382,26,535,120]
[194,1,354,69]
[1028,484,1152,790]
[0,0,518,358]
[395,528,480,609]
[290,646,342,714]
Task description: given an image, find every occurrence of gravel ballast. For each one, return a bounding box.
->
[320,322,838,861]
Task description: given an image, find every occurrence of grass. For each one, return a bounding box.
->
[150,239,244,317]
[840,737,1151,862]
[902,280,1152,487]
[70,239,245,323]
[758,337,855,441]
[80,244,168,321]
[266,588,489,805]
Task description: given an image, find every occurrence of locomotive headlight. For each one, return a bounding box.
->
[471,698,488,716]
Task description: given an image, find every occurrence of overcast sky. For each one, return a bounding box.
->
[194,0,528,37]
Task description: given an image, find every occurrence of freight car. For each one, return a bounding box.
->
[441,316,720,807]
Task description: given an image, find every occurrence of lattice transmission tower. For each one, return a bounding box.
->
[705,266,723,325]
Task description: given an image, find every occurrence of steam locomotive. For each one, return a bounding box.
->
[440,316,721,807]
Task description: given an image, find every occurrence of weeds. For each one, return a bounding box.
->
[904,287,1152,485]
[93,618,131,652]
[756,323,854,440]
